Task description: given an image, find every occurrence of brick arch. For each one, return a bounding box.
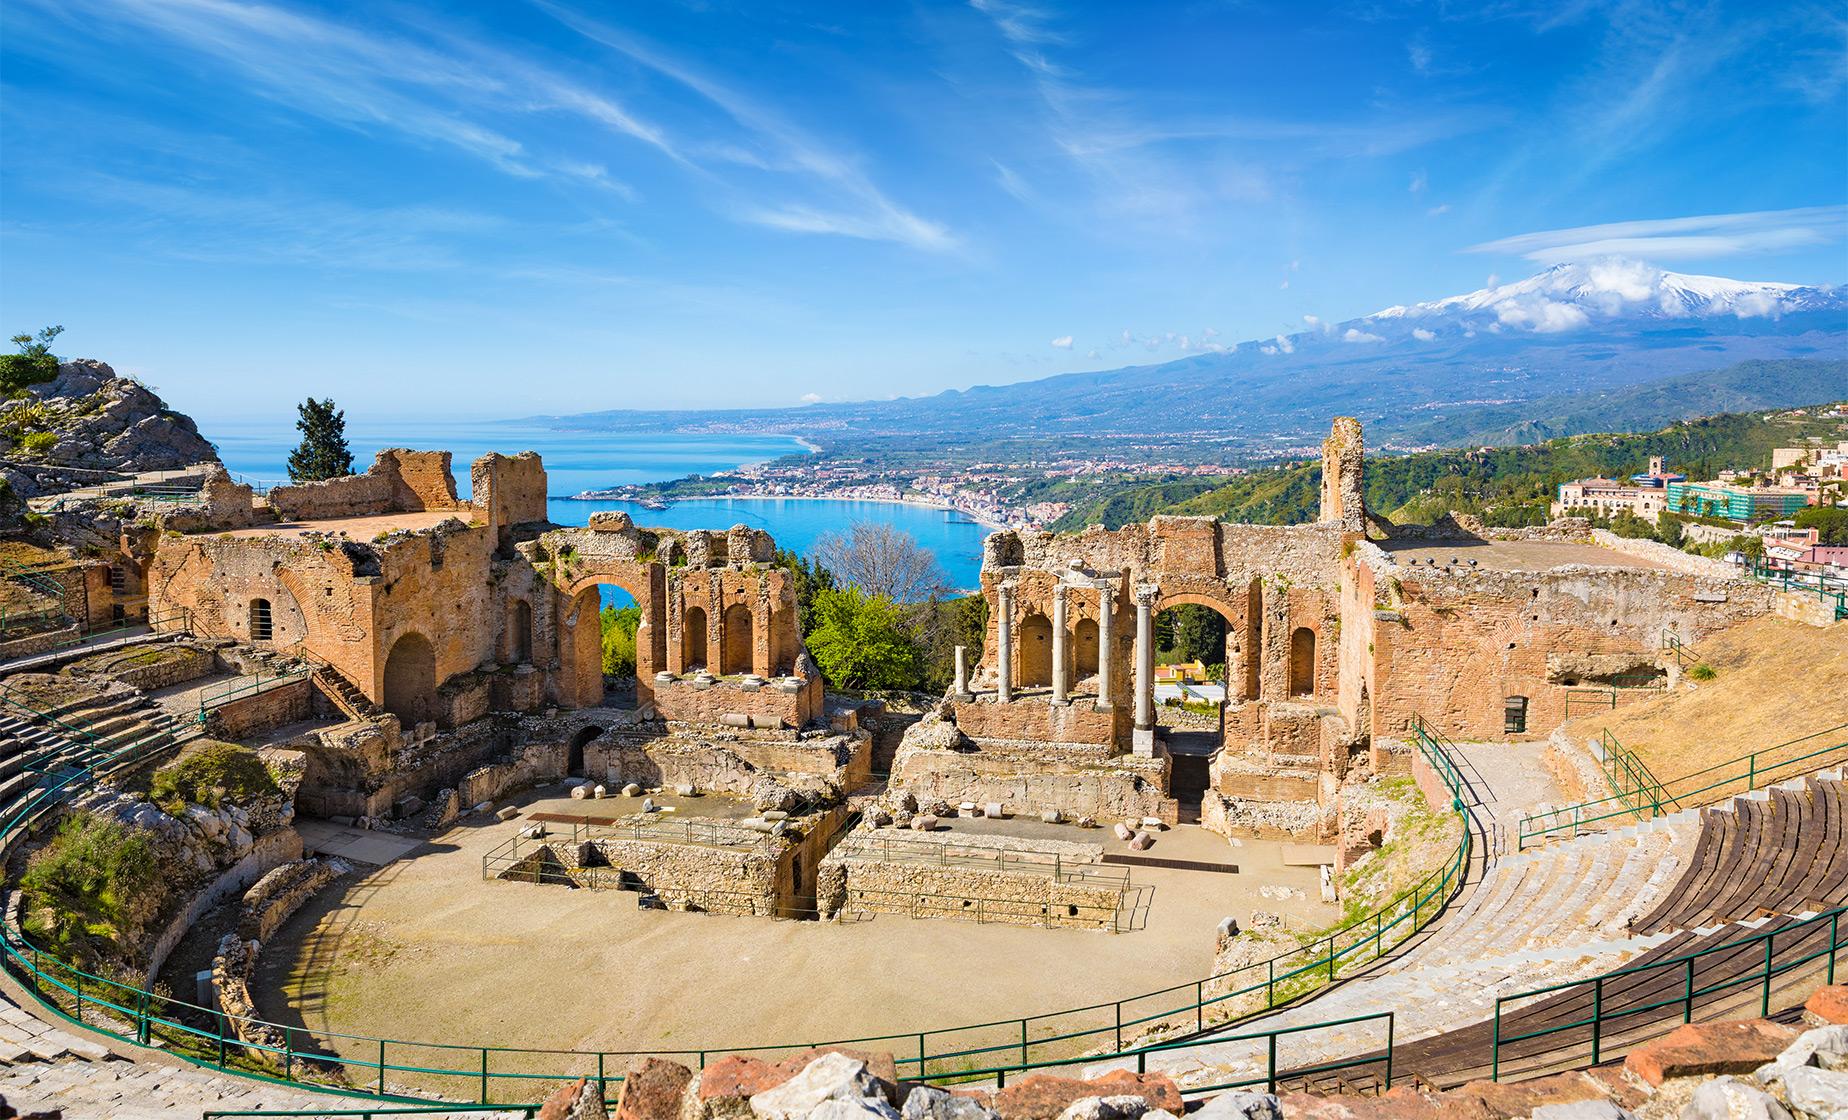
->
[555,563,664,710]
[1155,589,1248,701]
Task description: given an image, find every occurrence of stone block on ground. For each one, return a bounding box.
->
[902,1086,1000,1120]
[615,1057,693,1120]
[748,1052,893,1120]
[1682,1077,1794,1120]
[1626,1020,1800,1086]
[991,1071,1181,1120]
[912,814,939,832]
[1191,1090,1282,1120]
[1129,831,1153,851]
[496,806,519,821]
[538,1076,610,1120]
[1807,986,1848,1026]
[1054,1096,1149,1120]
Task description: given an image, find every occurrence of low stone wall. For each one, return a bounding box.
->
[816,828,1128,931]
[1775,589,1842,629]
[891,738,1175,826]
[237,857,344,942]
[1589,528,1748,578]
[1199,789,1322,839]
[205,677,314,740]
[145,826,302,984]
[652,674,823,730]
[64,642,218,690]
[211,856,344,1060]
[584,728,869,803]
[950,696,1120,747]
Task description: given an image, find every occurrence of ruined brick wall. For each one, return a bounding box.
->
[890,736,1177,824]
[818,852,1129,929]
[951,696,1122,746]
[472,451,548,552]
[1369,561,1773,742]
[266,449,464,521]
[1319,417,1365,531]
[205,678,314,740]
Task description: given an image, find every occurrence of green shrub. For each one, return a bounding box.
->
[149,741,280,812]
[18,431,55,454]
[600,604,639,677]
[1687,662,1717,682]
[20,813,164,966]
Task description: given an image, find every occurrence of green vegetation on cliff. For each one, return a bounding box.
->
[20,814,164,970]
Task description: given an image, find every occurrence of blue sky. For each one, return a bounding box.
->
[1,1,1843,423]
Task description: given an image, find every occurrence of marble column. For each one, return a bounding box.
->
[1096,582,1115,710]
[953,645,971,700]
[1050,584,1069,704]
[996,582,1014,703]
[1132,584,1158,757]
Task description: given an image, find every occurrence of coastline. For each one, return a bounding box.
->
[562,491,1011,533]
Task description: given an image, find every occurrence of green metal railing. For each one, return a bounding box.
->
[1596,730,1679,820]
[0,718,1472,1104]
[1491,907,1845,1079]
[0,607,194,666]
[1660,631,1702,671]
[197,664,314,721]
[0,561,71,637]
[1518,722,1848,847]
[205,1110,539,1120]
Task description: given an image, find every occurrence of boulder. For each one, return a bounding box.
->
[1683,1077,1793,1120]
[992,1071,1181,1120]
[1806,986,1848,1026]
[1054,1098,1148,1120]
[1766,1065,1848,1119]
[622,783,643,797]
[1626,1020,1800,1087]
[1191,1092,1282,1120]
[866,807,894,828]
[537,1076,609,1120]
[1077,816,1098,829]
[1041,809,1063,824]
[902,1086,999,1120]
[912,814,939,832]
[676,783,701,797]
[615,1057,694,1120]
[748,1053,893,1120]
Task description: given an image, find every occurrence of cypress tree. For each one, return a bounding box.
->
[286,398,354,482]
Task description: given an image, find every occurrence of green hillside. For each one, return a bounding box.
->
[1050,402,1848,532]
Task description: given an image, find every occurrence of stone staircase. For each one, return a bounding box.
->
[313,663,383,722]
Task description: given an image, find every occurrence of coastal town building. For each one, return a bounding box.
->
[1666,478,1813,522]
[1552,476,1666,522]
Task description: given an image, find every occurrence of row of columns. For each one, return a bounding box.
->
[968,577,1156,717]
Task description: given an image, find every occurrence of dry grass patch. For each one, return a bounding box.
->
[1564,615,1848,803]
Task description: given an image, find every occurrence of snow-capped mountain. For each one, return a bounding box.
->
[1367,259,1843,334]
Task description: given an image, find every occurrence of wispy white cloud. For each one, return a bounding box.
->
[1412,327,1436,341]
[1049,334,1073,349]
[1469,206,1848,263]
[1343,328,1385,343]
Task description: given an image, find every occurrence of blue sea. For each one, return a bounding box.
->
[208,420,992,599]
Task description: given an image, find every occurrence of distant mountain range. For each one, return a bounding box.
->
[544,259,1847,453]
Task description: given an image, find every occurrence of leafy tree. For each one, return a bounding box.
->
[0,325,63,398]
[287,397,354,482]
[1657,516,1685,549]
[1794,505,1848,547]
[600,604,640,677]
[804,586,924,690]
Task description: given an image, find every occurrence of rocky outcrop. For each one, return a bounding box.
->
[1,358,217,499]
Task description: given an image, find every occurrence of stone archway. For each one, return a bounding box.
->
[568,725,603,777]
[383,631,436,726]
[506,599,533,664]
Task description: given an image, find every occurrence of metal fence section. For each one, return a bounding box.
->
[1518,722,1848,848]
[1490,908,1846,1079]
[0,716,1477,1104]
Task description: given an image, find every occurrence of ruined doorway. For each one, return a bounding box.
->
[682,605,708,671]
[383,631,436,726]
[720,603,753,676]
[507,599,533,664]
[1018,612,1053,688]
[1152,601,1232,818]
[1073,617,1100,680]
[1504,696,1529,735]
[567,725,602,778]
[1289,627,1316,697]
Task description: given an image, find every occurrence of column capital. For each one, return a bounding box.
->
[1134,583,1161,608]
[1051,582,1068,602]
